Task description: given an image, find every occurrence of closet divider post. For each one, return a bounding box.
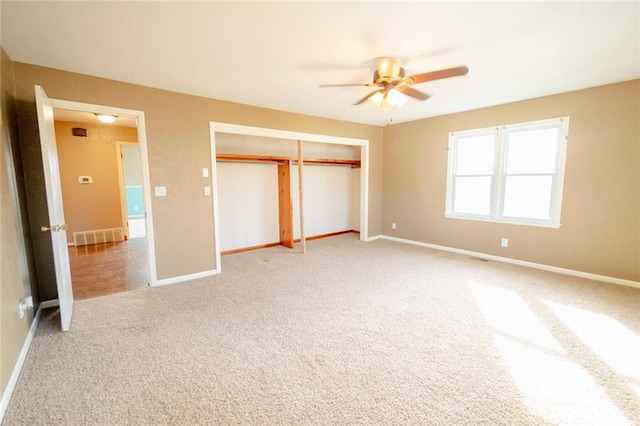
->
[298,140,306,254]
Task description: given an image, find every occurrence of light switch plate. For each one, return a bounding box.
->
[155,186,167,197]
[202,168,209,178]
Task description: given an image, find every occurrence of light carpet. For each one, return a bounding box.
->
[3,234,640,425]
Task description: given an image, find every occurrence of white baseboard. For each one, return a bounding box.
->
[39,299,59,309]
[154,269,219,287]
[379,235,640,289]
[364,234,381,242]
[0,305,42,422]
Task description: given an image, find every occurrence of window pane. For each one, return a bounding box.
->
[503,176,553,220]
[455,134,496,175]
[454,176,492,215]
[506,128,559,174]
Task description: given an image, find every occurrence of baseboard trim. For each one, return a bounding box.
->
[296,230,359,243]
[39,299,59,309]
[379,235,640,289]
[0,305,42,422]
[154,269,219,287]
[222,242,281,255]
[222,230,361,256]
[364,234,381,242]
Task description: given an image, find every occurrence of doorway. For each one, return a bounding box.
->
[51,107,155,299]
[117,142,147,239]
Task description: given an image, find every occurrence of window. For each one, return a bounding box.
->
[446,117,569,228]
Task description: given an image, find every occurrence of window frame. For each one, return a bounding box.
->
[445,117,569,228]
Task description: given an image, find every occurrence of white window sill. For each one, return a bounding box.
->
[444,213,561,229]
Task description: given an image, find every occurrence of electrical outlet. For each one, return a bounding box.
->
[154,186,167,197]
[204,186,211,196]
[501,238,509,248]
[392,223,397,230]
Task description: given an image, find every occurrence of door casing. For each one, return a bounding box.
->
[42,91,158,291]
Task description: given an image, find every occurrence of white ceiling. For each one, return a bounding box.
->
[2,1,639,126]
[53,108,137,128]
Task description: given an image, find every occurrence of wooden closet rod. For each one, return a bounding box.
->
[216,153,360,168]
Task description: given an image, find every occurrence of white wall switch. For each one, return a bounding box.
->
[501,238,509,248]
[392,223,397,230]
[155,186,167,197]
[204,186,211,196]
[202,168,209,178]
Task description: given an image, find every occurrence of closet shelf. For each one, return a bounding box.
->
[216,153,361,168]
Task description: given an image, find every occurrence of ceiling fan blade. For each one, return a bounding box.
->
[353,90,382,106]
[406,66,469,85]
[397,86,430,101]
[319,83,377,88]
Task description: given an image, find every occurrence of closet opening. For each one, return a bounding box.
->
[209,123,369,273]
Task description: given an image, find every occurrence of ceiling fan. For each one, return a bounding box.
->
[319,57,469,110]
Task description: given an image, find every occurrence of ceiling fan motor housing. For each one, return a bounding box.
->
[373,68,406,85]
[374,57,405,84]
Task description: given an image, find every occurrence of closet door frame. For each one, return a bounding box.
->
[209,122,369,273]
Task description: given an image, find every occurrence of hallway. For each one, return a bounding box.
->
[68,238,148,299]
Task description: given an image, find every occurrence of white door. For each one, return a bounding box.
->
[35,85,73,331]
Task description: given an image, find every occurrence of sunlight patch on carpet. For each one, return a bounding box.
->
[493,335,629,425]
[470,280,632,424]
[469,280,563,352]
[545,300,640,381]
[630,384,640,399]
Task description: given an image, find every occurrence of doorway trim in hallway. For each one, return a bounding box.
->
[116,141,145,240]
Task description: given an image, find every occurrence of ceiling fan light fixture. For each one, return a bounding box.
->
[368,91,385,108]
[386,88,408,107]
[320,57,468,110]
[368,88,407,111]
[368,92,391,111]
[95,113,116,124]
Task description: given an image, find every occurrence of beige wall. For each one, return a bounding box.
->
[382,80,640,281]
[13,62,383,298]
[55,121,137,237]
[1,47,37,408]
